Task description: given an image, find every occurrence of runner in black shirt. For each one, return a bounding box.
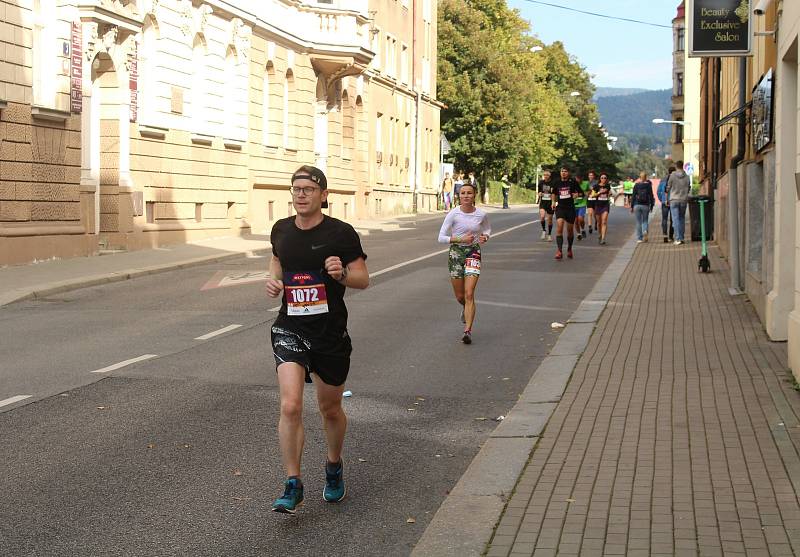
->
[537,169,554,241]
[267,165,369,513]
[594,172,612,244]
[552,166,582,260]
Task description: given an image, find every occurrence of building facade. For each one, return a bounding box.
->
[671,1,701,170]
[0,0,440,264]
[696,0,800,376]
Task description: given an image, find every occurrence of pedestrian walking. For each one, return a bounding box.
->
[537,169,555,241]
[667,161,691,245]
[501,174,511,209]
[630,171,655,242]
[438,181,491,345]
[594,172,612,244]
[266,165,370,514]
[552,166,582,260]
[658,166,675,243]
[454,172,464,201]
[442,172,454,211]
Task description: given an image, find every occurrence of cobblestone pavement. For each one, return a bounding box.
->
[486,241,800,556]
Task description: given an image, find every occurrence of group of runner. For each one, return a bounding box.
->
[537,166,613,259]
[264,163,614,515]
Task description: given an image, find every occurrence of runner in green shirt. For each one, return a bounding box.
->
[623,177,635,208]
[574,176,589,240]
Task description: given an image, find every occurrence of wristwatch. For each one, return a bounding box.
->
[339,266,349,282]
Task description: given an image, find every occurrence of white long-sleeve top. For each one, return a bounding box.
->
[437,206,491,246]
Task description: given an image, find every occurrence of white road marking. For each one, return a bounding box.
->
[90,354,158,374]
[266,219,537,311]
[476,300,562,312]
[194,324,242,340]
[371,220,537,278]
[0,395,32,408]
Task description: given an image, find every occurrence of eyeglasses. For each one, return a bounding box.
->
[290,185,321,196]
[600,176,608,180]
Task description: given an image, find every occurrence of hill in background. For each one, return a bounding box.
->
[594,87,650,98]
[595,89,672,152]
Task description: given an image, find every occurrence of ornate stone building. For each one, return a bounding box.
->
[0,0,441,264]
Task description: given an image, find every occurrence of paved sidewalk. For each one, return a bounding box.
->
[486,241,800,556]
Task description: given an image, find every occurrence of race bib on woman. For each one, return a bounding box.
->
[465,250,481,276]
[284,271,329,315]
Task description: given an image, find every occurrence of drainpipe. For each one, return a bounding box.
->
[411,0,419,213]
[728,56,747,295]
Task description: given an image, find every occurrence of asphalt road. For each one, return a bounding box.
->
[0,206,635,557]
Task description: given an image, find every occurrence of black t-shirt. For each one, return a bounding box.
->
[270,215,367,345]
[593,183,612,204]
[537,179,554,202]
[553,179,582,211]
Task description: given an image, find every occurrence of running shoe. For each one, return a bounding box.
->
[663,237,669,243]
[637,239,644,244]
[577,232,583,240]
[600,238,606,245]
[588,226,593,235]
[540,230,546,240]
[555,250,563,260]
[567,249,573,259]
[323,460,346,502]
[462,330,472,344]
[643,233,648,242]
[272,477,304,514]
[546,234,552,242]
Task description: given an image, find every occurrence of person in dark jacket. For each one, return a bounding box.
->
[630,171,655,242]
[657,166,675,243]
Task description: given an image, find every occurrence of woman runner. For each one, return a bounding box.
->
[438,182,491,344]
[594,172,612,244]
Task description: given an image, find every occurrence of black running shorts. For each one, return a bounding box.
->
[271,325,352,386]
[539,200,554,215]
[555,207,576,224]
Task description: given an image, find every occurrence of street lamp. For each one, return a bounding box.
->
[569,91,580,97]
[530,46,543,53]
[652,118,685,125]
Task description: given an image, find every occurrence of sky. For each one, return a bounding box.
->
[507,0,678,91]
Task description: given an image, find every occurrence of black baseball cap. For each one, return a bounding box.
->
[292,165,328,208]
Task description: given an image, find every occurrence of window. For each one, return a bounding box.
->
[224,47,237,139]
[191,35,209,132]
[676,28,685,52]
[376,112,383,153]
[675,72,684,97]
[675,123,684,144]
[341,91,354,159]
[33,0,57,107]
[371,28,381,71]
[138,17,158,123]
[262,63,272,144]
[284,70,295,149]
[401,44,409,85]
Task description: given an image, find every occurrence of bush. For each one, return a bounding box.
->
[485,180,538,205]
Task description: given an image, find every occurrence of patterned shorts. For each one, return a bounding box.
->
[448,244,481,279]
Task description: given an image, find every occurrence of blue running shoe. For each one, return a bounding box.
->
[272,477,304,514]
[323,460,346,502]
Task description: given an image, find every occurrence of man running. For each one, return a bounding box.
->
[552,166,582,260]
[574,174,589,239]
[537,169,554,241]
[267,165,369,514]
[438,181,491,344]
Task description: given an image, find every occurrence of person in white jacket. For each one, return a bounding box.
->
[437,182,491,344]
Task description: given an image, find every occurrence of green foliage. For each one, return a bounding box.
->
[486,180,537,204]
[437,0,617,184]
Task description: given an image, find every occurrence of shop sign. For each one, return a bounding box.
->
[70,22,82,113]
[688,0,752,57]
[752,68,773,152]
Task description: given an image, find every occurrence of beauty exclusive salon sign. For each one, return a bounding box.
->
[688,0,752,57]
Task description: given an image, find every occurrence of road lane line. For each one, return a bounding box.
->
[267,219,537,311]
[195,324,242,340]
[371,219,537,278]
[90,354,158,374]
[0,395,32,408]
[476,300,562,312]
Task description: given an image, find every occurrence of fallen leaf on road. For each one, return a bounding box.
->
[435,454,442,458]
[233,469,243,476]
[551,322,565,329]
[407,408,416,411]
[566,498,576,503]
[358,458,367,463]
[416,397,425,401]
[502,377,509,381]
[146,443,155,449]
[474,417,488,421]
[182,444,191,448]
[96,406,107,410]
[406,518,416,524]
[495,415,505,421]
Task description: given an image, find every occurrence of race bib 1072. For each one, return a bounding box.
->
[284,271,329,316]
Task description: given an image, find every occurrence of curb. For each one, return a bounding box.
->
[410,235,638,557]
[0,248,270,308]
